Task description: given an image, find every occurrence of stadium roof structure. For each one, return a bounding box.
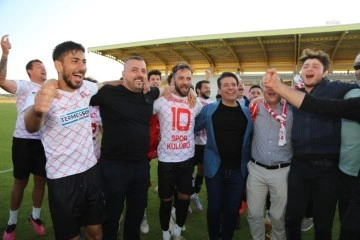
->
[89,23,360,75]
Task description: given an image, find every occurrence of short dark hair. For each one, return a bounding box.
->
[195,80,210,95]
[148,69,162,80]
[124,56,145,68]
[299,48,330,72]
[166,73,173,85]
[52,41,85,61]
[217,72,238,88]
[25,59,43,78]
[249,84,263,92]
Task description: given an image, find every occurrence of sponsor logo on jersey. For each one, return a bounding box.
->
[80,91,89,98]
[60,107,90,126]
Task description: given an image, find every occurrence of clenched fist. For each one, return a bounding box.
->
[34,79,60,114]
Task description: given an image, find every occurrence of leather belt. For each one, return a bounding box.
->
[251,158,290,170]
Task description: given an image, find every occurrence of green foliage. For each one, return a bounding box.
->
[0,102,339,239]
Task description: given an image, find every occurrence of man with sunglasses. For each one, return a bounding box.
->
[336,53,360,239]
[354,55,360,82]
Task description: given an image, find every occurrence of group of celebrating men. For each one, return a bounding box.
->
[1,33,360,240]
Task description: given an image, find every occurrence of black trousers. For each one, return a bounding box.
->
[338,171,358,220]
[339,176,360,240]
[285,158,339,240]
[99,159,150,240]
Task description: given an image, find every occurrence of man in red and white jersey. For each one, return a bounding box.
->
[0,35,47,240]
[23,41,116,240]
[154,62,203,240]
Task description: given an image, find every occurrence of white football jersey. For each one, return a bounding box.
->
[24,81,98,179]
[13,80,42,139]
[154,94,203,163]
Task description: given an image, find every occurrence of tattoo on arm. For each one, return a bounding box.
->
[0,56,8,80]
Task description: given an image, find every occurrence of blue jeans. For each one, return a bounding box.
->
[99,159,150,240]
[206,168,245,240]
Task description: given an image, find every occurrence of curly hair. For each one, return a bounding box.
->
[299,48,330,72]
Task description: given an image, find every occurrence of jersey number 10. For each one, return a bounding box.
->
[171,107,191,131]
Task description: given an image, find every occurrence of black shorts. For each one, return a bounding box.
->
[193,144,205,165]
[158,158,194,199]
[47,165,105,240]
[12,137,46,179]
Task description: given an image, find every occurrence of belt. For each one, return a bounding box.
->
[250,158,290,170]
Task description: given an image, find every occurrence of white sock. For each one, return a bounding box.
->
[32,207,41,219]
[8,209,19,225]
[162,230,171,240]
[173,223,182,237]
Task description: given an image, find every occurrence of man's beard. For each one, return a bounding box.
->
[175,84,189,97]
[63,74,81,90]
[200,92,210,99]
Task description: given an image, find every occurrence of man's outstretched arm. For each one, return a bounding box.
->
[263,68,360,122]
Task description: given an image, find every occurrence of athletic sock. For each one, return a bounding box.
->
[32,207,41,219]
[8,209,19,225]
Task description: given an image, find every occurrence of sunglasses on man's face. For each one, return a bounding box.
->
[354,62,360,70]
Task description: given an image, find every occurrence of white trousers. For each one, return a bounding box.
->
[246,161,289,240]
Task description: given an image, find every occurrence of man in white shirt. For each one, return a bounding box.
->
[24,41,108,240]
[0,35,47,240]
